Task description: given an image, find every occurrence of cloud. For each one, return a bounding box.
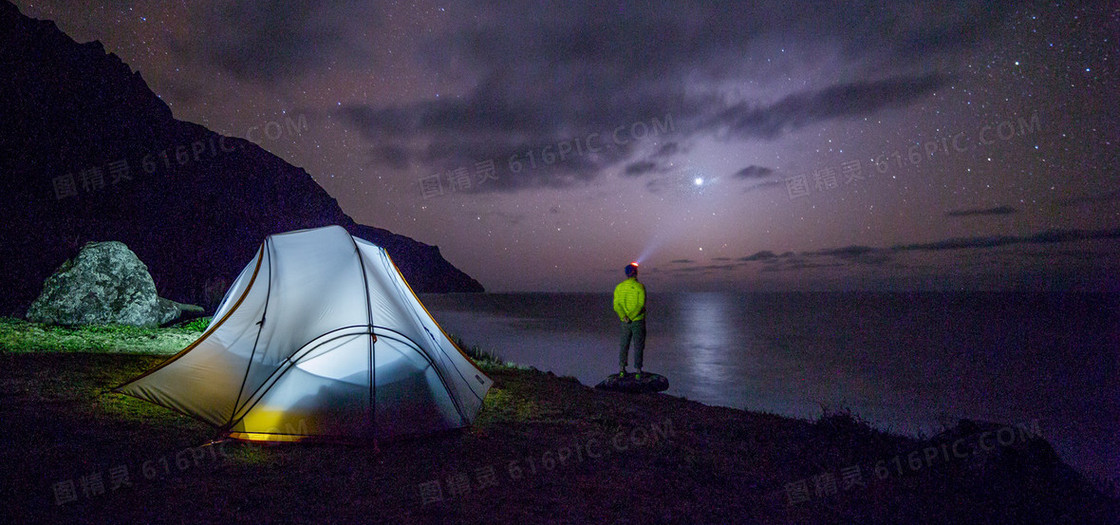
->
[1025,228,1120,244]
[331,0,1012,192]
[366,145,409,170]
[727,227,1120,276]
[337,88,663,191]
[624,161,659,177]
[744,180,785,193]
[666,262,740,274]
[893,235,1020,251]
[708,73,951,140]
[739,250,778,261]
[1057,188,1120,207]
[176,1,382,83]
[652,142,681,157]
[1019,249,1117,261]
[810,245,877,257]
[945,205,1018,217]
[893,227,1120,252]
[807,245,893,265]
[732,165,774,179]
[759,260,844,273]
[670,259,694,264]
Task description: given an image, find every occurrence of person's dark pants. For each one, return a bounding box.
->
[619,318,646,370]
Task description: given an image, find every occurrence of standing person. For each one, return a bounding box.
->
[613,262,646,379]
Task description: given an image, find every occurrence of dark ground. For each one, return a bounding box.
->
[1,352,1117,524]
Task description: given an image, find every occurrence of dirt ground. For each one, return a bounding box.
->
[2,352,1116,524]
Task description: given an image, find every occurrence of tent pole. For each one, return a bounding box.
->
[348,233,379,450]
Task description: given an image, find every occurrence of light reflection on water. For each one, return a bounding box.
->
[680,292,732,382]
[421,291,1119,483]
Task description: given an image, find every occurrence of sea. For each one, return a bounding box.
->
[421,292,1119,484]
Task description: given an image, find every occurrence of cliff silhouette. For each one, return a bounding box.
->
[0,1,483,316]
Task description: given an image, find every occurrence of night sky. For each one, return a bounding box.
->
[14,1,1118,292]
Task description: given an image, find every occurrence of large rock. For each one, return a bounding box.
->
[26,241,191,327]
[594,372,670,393]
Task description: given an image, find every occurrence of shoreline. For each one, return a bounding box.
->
[2,348,1116,523]
[423,291,1120,488]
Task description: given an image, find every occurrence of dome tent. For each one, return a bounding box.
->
[114,225,492,443]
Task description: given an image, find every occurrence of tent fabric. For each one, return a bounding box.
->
[115,225,492,442]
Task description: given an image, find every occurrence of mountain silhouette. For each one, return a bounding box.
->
[0,2,483,316]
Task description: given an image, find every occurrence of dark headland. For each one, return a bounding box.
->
[0,1,483,318]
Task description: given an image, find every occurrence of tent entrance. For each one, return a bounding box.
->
[225,325,464,443]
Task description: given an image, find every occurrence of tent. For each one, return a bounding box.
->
[114,225,492,443]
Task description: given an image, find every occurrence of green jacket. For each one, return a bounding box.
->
[613,278,646,321]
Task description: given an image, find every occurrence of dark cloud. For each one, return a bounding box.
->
[808,245,893,265]
[759,261,844,273]
[177,1,381,83]
[810,245,877,257]
[708,73,951,140]
[1025,228,1120,244]
[729,226,1120,276]
[451,1,1013,82]
[945,205,1018,217]
[652,142,681,157]
[739,251,777,261]
[333,1,1012,192]
[666,262,739,274]
[893,235,1020,251]
[624,161,659,177]
[337,87,664,191]
[732,165,774,179]
[645,178,670,194]
[670,259,694,264]
[886,0,1020,58]
[1057,188,1120,207]
[366,145,409,170]
[1019,249,1114,261]
[893,227,1120,251]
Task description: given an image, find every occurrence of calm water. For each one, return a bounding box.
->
[421,292,1119,483]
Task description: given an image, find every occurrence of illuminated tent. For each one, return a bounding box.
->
[114,225,492,443]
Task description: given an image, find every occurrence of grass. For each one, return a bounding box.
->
[450,333,521,368]
[1,322,1116,523]
[0,316,206,354]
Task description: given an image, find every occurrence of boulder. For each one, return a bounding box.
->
[595,371,670,393]
[26,241,198,327]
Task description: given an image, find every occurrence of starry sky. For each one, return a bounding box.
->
[14,1,1119,292]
